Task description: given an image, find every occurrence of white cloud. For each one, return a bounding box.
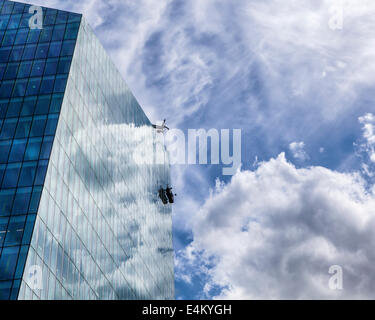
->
[289,141,309,161]
[177,153,375,299]
[359,113,375,163]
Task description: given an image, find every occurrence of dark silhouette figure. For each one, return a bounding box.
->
[158,187,168,205]
[166,186,175,204]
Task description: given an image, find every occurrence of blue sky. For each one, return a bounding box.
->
[21,0,375,299]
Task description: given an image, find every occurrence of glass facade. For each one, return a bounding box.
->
[0,0,174,300]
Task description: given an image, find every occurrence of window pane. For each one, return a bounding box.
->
[0,188,15,217]
[34,160,48,185]
[0,140,11,163]
[40,135,54,159]
[12,79,27,97]
[61,40,75,56]
[0,47,11,63]
[40,26,52,43]
[0,246,20,280]
[14,246,29,279]
[27,29,41,44]
[18,60,32,78]
[50,93,62,113]
[29,115,46,137]
[0,98,8,118]
[6,98,23,117]
[40,76,55,94]
[14,28,28,45]
[35,94,51,114]
[53,74,67,93]
[29,186,42,213]
[9,45,24,62]
[25,77,41,96]
[48,41,62,58]
[2,162,21,188]
[35,43,49,59]
[4,215,26,246]
[57,56,71,74]
[15,117,32,138]
[24,137,42,161]
[30,60,45,77]
[0,281,12,300]
[18,161,37,187]
[12,187,32,215]
[0,216,9,246]
[22,44,36,60]
[0,118,18,140]
[2,29,17,46]
[8,138,27,162]
[52,24,65,41]
[4,62,19,80]
[20,96,36,116]
[0,80,14,99]
[44,58,58,75]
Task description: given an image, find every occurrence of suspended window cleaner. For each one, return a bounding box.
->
[152,119,169,133]
[166,186,175,204]
[158,186,169,205]
[158,186,176,204]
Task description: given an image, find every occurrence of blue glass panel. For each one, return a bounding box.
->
[34,159,47,185]
[30,60,45,77]
[28,186,41,213]
[0,188,15,216]
[22,44,36,60]
[35,94,50,114]
[18,60,32,78]
[18,161,37,187]
[0,139,11,162]
[29,115,46,137]
[40,135,53,159]
[1,162,21,188]
[14,116,32,138]
[11,187,31,215]
[48,41,61,57]
[0,246,19,280]
[20,96,36,116]
[14,246,28,277]
[4,215,26,245]
[12,78,27,97]
[44,58,57,75]
[14,28,28,45]
[6,97,22,117]
[10,279,21,299]
[53,74,67,93]
[9,45,23,62]
[24,137,42,160]
[49,93,62,113]
[8,138,27,162]
[40,75,54,93]
[0,281,11,299]
[0,79,14,98]
[0,118,17,140]
[35,43,49,59]
[3,62,18,79]
[25,77,41,96]
[0,216,8,245]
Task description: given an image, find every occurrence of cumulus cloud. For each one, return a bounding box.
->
[289,141,309,161]
[176,153,375,299]
[358,113,375,163]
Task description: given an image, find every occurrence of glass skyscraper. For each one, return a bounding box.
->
[0,0,174,300]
